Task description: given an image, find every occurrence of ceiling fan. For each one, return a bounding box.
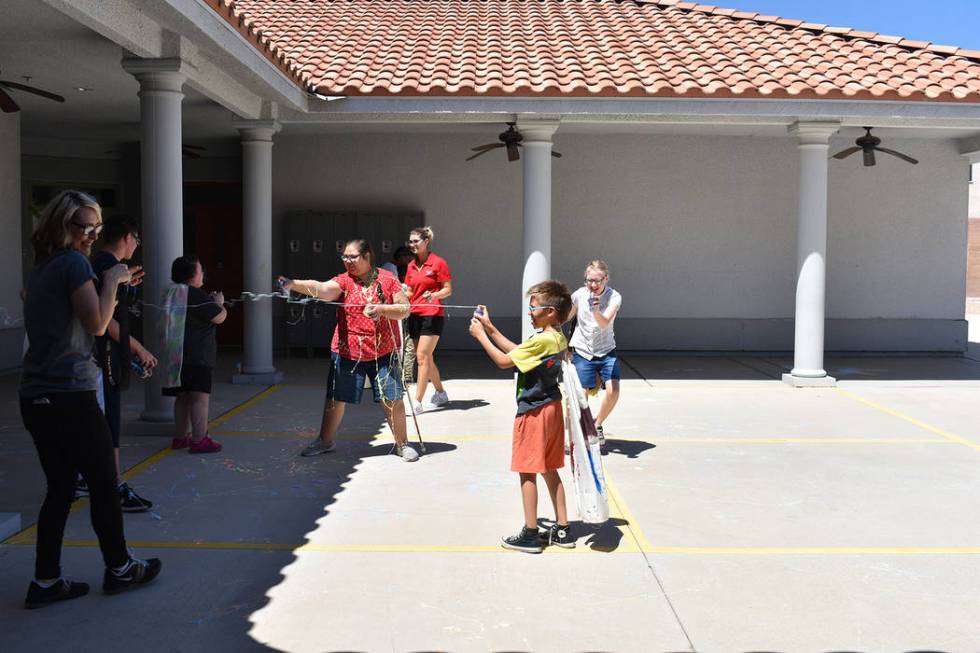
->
[0,69,65,113]
[466,122,563,162]
[832,127,918,167]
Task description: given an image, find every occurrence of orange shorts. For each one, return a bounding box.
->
[511,399,565,473]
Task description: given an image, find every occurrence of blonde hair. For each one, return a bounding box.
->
[32,190,102,262]
[410,226,434,242]
[584,259,609,279]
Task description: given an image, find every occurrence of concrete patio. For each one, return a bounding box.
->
[1,346,980,652]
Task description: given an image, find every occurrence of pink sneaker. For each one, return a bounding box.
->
[189,436,222,454]
[171,435,192,450]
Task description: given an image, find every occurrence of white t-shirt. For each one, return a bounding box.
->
[569,286,622,359]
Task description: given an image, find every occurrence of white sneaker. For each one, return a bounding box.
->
[405,401,424,416]
[394,442,419,462]
[429,390,449,407]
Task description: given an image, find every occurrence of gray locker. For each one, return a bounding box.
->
[284,209,423,355]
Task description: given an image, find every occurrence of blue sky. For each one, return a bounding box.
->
[725,1,980,50]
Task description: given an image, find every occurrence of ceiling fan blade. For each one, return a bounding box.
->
[832,146,862,160]
[863,149,876,167]
[183,144,206,151]
[465,148,495,162]
[551,151,563,158]
[506,142,520,162]
[875,147,918,165]
[0,88,19,113]
[0,81,64,103]
[470,143,501,152]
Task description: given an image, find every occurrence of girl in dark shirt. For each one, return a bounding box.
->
[163,255,227,453]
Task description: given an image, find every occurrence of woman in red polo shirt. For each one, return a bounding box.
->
[405,226,453,414]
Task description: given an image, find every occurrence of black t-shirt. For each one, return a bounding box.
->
[20,250,99,397]
[91,250,132,389]
[184,286,222,368]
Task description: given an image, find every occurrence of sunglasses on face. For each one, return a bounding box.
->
[340,254,362,263]
[71,221,103,237]
[528,304,555,312]
[407,239,425,245]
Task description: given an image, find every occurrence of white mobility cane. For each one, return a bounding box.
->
[399,317,426,452]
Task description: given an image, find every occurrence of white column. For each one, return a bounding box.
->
[519,119,560,340]
[122,58,186,420]
[784,121,840,387]
[233,120,283,384]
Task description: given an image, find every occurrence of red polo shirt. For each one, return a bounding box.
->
[406,253,451,317]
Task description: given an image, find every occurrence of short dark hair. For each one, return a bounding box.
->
[171,254,200,284]
[392,245,412,261]
[526,280,572,324]
[102,215,139,245]
[344,239,374,265]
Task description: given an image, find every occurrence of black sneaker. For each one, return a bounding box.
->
[103,557,162,595]
[24,579,89,609]
[74,476,89,500]
[539,523,576,549]
[501,526,544,554]
[119,483,153,513]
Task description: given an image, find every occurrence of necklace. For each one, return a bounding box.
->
[356,268,380,303]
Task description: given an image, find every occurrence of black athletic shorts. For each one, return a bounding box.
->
[407,314,445,339]
[162,364,213,396]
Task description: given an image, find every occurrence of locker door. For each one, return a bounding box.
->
[284,211,311,350]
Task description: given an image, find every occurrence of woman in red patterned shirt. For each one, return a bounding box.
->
[280,239,418,462]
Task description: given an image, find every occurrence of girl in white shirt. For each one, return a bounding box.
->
[567,260,622,446]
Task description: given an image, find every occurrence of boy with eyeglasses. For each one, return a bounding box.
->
[469,281,574,553]
[87,216,159,511]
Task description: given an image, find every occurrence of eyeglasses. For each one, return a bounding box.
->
[528,304,555,312]
[340,254,362,263]
[585,278,606,285]
[407,239,425,245]
[71,221,103,237]
[132,234,141,246]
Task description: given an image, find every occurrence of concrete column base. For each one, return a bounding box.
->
[0,512,22,540]
[233,370,284,385]
[782,373,837,388]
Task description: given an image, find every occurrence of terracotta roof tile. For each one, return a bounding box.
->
[205,0,980,102]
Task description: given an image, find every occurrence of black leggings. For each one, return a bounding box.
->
[20,391,129,579]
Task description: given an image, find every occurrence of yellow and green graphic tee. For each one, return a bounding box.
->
[509,330,568,416]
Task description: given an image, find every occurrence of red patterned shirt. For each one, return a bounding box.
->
[330,269,403,361]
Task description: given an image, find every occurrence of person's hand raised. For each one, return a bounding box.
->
[105,263,132,286]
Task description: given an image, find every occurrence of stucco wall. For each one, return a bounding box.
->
[272,132,968,351]
[0,113,24,372]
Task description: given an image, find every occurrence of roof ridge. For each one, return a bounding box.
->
[637,0,980,61]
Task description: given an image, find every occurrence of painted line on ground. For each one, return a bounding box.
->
[834,388,980,453]
[603,467,655,553]
[5,540,976,556]
[210,430,952,445]
[2,384,283,546]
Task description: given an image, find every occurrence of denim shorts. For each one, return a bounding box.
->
[572,350,621,389]
[326,352,403,404]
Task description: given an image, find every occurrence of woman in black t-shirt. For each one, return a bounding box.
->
[20,190,161,608]
[163,255,226,453]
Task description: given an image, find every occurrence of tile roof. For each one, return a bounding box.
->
[204,0,980,102]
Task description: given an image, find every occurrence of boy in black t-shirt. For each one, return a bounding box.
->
[90,216,159,512]
[163,255,226,453]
